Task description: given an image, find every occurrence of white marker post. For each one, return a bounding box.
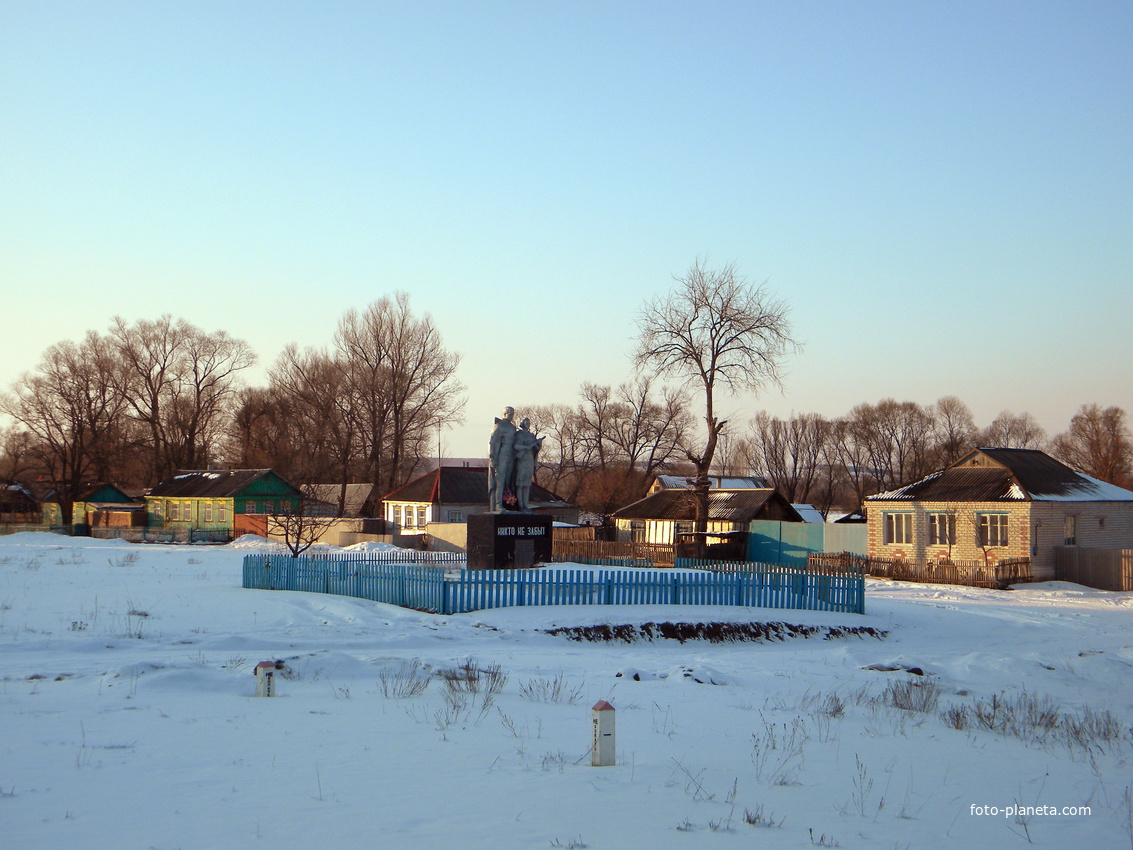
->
[592,700,615,766]
[254,661,277,697]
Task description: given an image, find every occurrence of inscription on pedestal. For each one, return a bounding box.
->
[467,513,553,569]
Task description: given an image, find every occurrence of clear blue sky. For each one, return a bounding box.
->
[2,1,1130,459]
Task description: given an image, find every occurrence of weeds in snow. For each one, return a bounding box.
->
[378,659,430,698]
[751,717,807,785]
[519,673,583,704]
[744,804,785,828]
[938,689,1132,754]
[548,836,587,849]
[809,828,840,847]
[882,677,941,713]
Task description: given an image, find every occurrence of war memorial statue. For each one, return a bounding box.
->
[470,405,552,569]
[488,406,545,512]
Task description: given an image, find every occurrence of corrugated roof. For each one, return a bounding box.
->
[149,469,285,499]
[613,488,801,522]
[308,484,375,517]
[867,448,1133,503]
[382,466,569,507]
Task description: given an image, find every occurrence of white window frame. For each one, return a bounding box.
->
[928,513,955,546]
[1063,514,1077,546]
[447,510,463,523]
[884,512,914,545]
[978,513,1009,547]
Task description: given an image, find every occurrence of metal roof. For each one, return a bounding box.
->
[612,488,802,522]
[867,448,1133,502]
[149,469,295,499]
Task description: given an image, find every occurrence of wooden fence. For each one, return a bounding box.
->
[242,554,865,615]
[1054,547,1133,592]
[551,539,676,566]
[808,552,1031,589]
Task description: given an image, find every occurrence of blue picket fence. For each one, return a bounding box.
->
[243,555,865,615]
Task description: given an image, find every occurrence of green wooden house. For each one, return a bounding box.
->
[146,469,302,539]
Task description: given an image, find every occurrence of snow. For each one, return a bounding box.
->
[1035,474,1133,502]
[2,532,1130,848]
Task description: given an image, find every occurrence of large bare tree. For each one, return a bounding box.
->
[111,315,255,481]
[335,293,465,495]
[1050,404,1132,486]
[635,260,798,546]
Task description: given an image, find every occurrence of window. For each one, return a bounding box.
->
[674,521,694,536]
[183,501,192,521]
[170,501,180,521]
[246,501,257,515]
[416,506,427,527]
[447,510,463,523]
[391,505,402,526]
[978,513,1008,547]
[218,502,227,523]
[204,502,213,522]
[928,513,955,546]
[153,501,164,522]
[1063,515,1077,546]
[630,520,646,543]
[884,513,913,545]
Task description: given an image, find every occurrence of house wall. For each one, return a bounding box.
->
[867,499,1033,567]
[147,498,235,534]
[1030,501,1133,581]
[425,522,468,553]
[613,519,740,545]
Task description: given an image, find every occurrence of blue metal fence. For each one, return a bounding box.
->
[243,555,865,615]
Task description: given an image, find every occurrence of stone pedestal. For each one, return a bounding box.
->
[467,513,553,570]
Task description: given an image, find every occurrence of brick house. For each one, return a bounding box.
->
[865,448,1133,580]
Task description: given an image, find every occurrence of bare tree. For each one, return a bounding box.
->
[749,410,829,503]
[1,332,128,525]
[268,345,357,514]
[111,315,255,480]
[930,395,977,467]
[336,293,465,495]
[266,486,340,557]
[635,260,798,547]
[524,379,690,520]
[977,410,1046,449]
[1050,404,1132,486]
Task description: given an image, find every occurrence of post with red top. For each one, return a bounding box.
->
[254,661,278,697]
[592,700,615,766]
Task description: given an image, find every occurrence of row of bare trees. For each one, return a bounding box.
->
[227,292,464,510]
[523,378,693,518]
[1,320,253,524]
[0,293,464,524]
[725,400,1131,517]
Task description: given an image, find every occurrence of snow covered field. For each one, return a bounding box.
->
[3,532,1132,849]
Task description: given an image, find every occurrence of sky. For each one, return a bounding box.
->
[2,1,1131,460]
